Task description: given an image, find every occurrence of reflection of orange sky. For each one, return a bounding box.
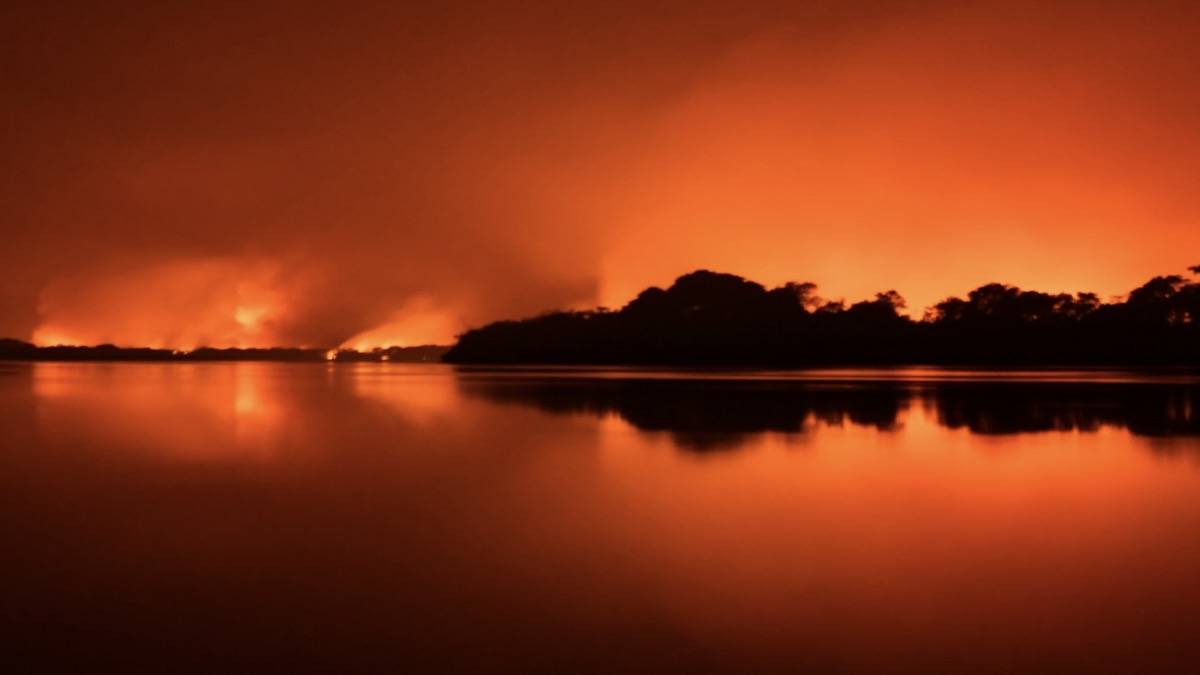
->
[14,362,1200,669]
[348,363,460,424]
[7,2,1200,346]
[590,402,1200,653]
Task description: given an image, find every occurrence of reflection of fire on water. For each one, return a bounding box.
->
[325,349,404,362]
[30,363,283,461]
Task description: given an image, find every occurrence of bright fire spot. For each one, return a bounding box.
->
[234,305,269,330]
[325,349,338,361]
[30,329,83,347]
[380,354,390,361]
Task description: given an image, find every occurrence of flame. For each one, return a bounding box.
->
[234,305,270,331]
[29,330,84,347]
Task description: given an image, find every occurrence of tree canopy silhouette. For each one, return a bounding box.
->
[444,266,1200,365]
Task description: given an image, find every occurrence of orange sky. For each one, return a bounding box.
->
[4,1,1199,347]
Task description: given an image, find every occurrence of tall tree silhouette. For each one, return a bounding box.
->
[445,266,1200,365]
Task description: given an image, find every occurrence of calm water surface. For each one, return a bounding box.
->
[3,362,1200,673]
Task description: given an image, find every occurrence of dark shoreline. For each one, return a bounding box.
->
[0,340,449,363]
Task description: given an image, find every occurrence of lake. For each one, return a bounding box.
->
[3,362,1200,673]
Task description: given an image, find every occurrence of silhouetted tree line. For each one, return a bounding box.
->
[458,377,1200,452]
[0,339,448,363]
[328,345,449,362]
[444,267,1200,365]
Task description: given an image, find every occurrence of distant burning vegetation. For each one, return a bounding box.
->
[0,340,448,363]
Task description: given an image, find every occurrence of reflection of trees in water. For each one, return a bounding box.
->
[460,379,906,451]
[930,384,1200,442]
[459,377,1200,452]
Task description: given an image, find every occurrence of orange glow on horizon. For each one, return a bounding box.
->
[338,297,461,350]
[5,2,1200,346]
[29,330,84,348]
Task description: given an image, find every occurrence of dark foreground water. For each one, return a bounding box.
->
[3,363,1200,674]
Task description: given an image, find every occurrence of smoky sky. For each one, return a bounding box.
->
[4,1,1200,347]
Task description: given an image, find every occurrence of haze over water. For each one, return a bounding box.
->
[4,362,1200,673]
